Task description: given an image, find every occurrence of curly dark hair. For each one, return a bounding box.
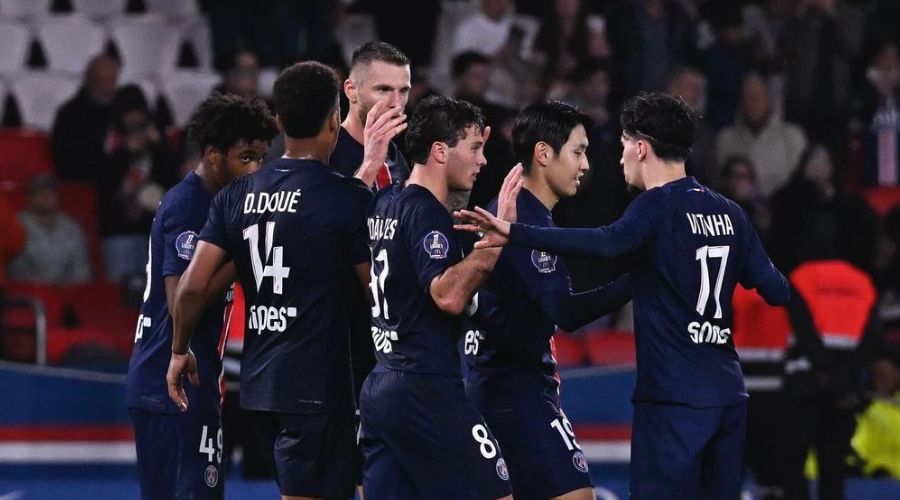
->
[405,95,485,166]
[186,92,277,152]
[272,61,340,139]
[620,92,698,162]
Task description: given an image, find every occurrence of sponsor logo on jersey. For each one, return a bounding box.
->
[204,465,219,487]
[424,231,449,259]
[530,249,557,273]
[496,457,510,481]
[175,231,198,260]
[572,451,589,473]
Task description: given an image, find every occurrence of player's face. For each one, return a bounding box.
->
[221,139,268,182]
[620,132,645,190]
[353,61,411,126]
[446,126,488,191]
[546,124,589,198]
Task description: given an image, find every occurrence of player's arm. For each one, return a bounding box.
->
[167,241,229,411]
[163,261,235,314]
[538,275,632,334]
[429,165,522,315]
[739,215,790,306]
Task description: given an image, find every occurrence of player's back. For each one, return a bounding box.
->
[367,183,464,377]
[200,158,372,414]
[634,176,786,407]
[126,172,226,417]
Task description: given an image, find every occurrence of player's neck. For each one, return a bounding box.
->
[643,162,687,190]
[195,162,226,193]
[523,176,559,210]
[341,111,364,144]
[282,137,331,163]
[408,164,450,208]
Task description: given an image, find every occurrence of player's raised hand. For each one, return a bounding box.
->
[166,350,199,412]
[453,164,523,249]
[357,100,407,184]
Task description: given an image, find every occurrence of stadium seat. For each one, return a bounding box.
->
[46,325,133,364]
[70,0,126,19]
[180,19,212,70]
[159,70,221,127]
[144,0,199,19]
[37,17,107,75]
[861,187,900,217]
[584,329,636,366]
[552,332,587,367]
[0,20,31,75]
[0,129,54,189]
[9,72,79,131]
[0,0,50,18]
[731,285,791,354]
[109,15,181,77]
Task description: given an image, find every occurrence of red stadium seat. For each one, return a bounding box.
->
[860,187,900,217]
[584,329,636,366]
[0,129,53,190]
[46,325,133,364]
[552,332,586,367]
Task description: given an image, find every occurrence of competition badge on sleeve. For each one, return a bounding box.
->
[530,250,557,273]
[424,231,449,260]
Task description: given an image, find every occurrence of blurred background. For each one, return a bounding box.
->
[1,0,899,498]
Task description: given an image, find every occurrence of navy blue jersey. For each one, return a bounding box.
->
[367,184,465,377]
[330,127,409,184]
[508,177,790,407]
[468,189,570,411]
[126,172,226,417]
[200,158,372,413]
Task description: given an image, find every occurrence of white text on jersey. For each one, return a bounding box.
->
[368,217,398,241]
[243,190,302,214]
[686,213,734,237]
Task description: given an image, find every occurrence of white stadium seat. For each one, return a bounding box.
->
[110,16,181,77]
[0,0,50,18]
[144,0,199,20]
[71,0,126,19]
[37,17,107,75]
[0,20,30,75]
[10,72,79,130]
[160,70,220,127]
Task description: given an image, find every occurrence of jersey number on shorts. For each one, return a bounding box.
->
[243,222,291,294]
[695,245,730,319]
[551,417,581,451]
[199,425,222,463]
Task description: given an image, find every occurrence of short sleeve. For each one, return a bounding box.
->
[405,198,462,292]
[162,199,208,278]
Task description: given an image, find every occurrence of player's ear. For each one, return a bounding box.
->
[431,141,448,164]
[203,145,220,167]
[343,78,356,104]
[534,141,551,167]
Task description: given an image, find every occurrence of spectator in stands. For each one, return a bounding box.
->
[214,49,261,99]
[666,66,717,186]
[7,175,91,285]
[718,155,771,244]
[716,72,807,197]
[451,0,540,108]
[51,53,120,183]
[99,85,178,283]
[769,143,880,275]
[698,2,751,131]
[531,0,596,83]
[856,38,900,186]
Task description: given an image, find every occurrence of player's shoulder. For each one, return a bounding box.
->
[158,173,208,215]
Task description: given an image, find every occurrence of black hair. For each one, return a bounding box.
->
[350,41,410,72]
[186,93,277,152]
[451,51,490,79]
[405,95,485,165]
[272,61,340,139]
[720,154,756,182]
[619,92,698,162]
[512,100,592,173]
[110,84,150,131]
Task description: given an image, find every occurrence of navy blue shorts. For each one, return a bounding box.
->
[129,408,224,500]
[482,404,592,499]
[252,411,359,498]
[360,370,512,500]
[630,401,746,500]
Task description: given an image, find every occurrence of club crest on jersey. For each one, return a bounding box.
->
[496,458,510,480]
[175,231,199,260]
[204,465,219,487]
[530,250,557,273]
[572,451,589,473]
[424,231,450,259]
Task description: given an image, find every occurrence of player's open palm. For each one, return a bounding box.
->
[454,164,523,249]
[361,100,407,177]
[166,350,199,412]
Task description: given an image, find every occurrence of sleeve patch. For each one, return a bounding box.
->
[423,230,450,260]
[175,231,199,260]
[530,249,557,273]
